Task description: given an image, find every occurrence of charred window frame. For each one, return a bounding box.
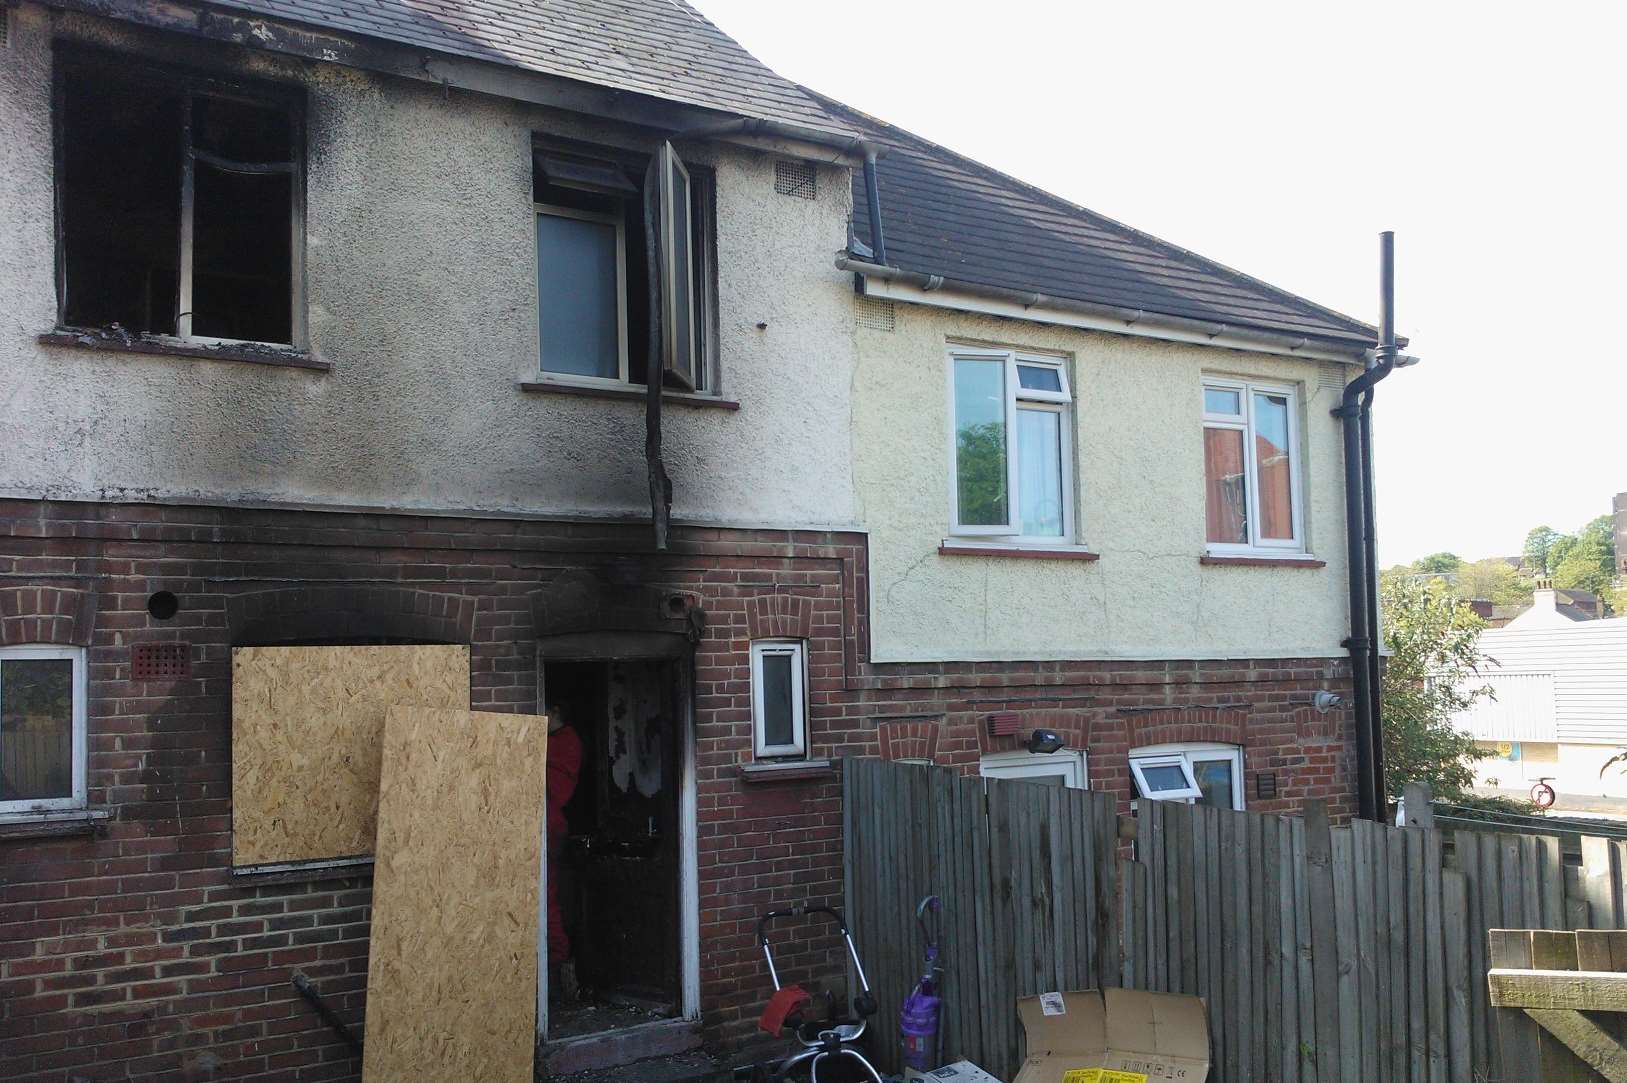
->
[52,47,307,348]
[532,136,719,395]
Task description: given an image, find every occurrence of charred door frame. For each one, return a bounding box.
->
[534,630,700,1040]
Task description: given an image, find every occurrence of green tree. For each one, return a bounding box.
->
[1380,576,1495,801]
[1552,515,1618,600]
[1523,526,1561,575]
[1411,552,1464,575]
[954,422,1008,527]
[1450,558,1532,607]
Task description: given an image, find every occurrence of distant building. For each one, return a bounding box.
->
[1487,585,1605,628]
[1453,616,1627,800]
[1616,492,1627,574]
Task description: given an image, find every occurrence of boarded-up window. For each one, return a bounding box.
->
[230,645,470,868]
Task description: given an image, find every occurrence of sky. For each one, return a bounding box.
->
[692,0,1627,566]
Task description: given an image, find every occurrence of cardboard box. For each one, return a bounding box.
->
[905,1061,1003,1083]
[1012,988,1210,1083]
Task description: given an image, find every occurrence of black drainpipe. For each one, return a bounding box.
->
[862,147,887,265]
[1334,231,1398,821]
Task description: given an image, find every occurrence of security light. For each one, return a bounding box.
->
[1026,729,1066,755]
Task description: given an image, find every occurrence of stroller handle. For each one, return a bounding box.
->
[756,903,874,1007]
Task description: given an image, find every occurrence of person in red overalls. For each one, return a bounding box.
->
[546,707,583,970]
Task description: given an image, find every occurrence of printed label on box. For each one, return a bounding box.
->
[1060,1070,1149,1083]
[1039,991,1068,1016]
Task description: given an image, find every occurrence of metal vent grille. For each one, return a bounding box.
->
[855,296,896,332]
[774,159,816,200]
[0,8,9,49]
[132,642,191,681]
[1320,361,1347,391]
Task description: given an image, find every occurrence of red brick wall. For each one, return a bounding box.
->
[0,499,1357,1080]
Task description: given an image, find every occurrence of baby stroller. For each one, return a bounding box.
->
[749,904,883,1082]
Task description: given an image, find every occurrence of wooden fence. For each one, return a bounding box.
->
[1486,927,1627,1081]
[841,758,1627,1082]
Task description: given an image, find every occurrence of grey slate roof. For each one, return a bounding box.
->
[198,0,854,136]
[822,97,1379,348]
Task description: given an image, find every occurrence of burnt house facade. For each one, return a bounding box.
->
[1,2,1376,1079]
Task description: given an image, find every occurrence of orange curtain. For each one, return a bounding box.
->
[1255,433,1293,540]
[1204,428,1247,544]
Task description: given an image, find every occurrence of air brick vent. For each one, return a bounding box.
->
[774,159,816,200]
[1320,361,1347,391]
[132,642,191,681]
[855,296,896,332]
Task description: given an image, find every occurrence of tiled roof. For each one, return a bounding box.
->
[823,97,1379,348]
[200,0,854,136]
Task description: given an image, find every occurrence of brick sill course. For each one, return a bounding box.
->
[40,329,328,371]
[520,379,740,410]
[230,857,375,887]
[1200,554,1327,568]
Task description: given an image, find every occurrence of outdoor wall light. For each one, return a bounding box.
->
[1026,729,1066,754]
[1312,690,1345,713]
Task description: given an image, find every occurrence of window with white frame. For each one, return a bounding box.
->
[0,646,87,815]
[1129,743,1244,810]
[1202,379,1303,553]
[750,640,807,759]
[534,140,715,392]
[948,349,1074,543]
[979,749,1088,789]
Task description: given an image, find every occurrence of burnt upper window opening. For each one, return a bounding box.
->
[532,139,717,392]
[55,50,304,346]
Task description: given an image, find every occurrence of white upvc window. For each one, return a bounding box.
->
[1129,743,1245,811]
[946,349,1075,543]
[750,640,807,759]
[0,645,88,815]
[979,749,1088,789]
[534,141,712,393]
[1202,378,1304,554]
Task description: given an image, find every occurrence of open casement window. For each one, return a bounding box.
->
[1202,379,1304,552]
[979,749,1088,789]
[533,139,714,393]
[948,349,1074,542]
[55,50,304,347]
[0,646,87,816]
[750,640,807,759]
[1130,743,1245,810]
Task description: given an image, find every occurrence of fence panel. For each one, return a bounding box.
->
[841,759,1627,1083]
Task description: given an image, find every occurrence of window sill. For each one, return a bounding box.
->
[1200,554,1326,568]
[0,808,109,841]
[939,541,1100,561]
[40,329,328,371]
[520,379,739,410]
[738,758,834,783]
[231,856,374,887]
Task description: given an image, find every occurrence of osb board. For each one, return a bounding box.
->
[362,706,547,1083]
[231,645,470,867]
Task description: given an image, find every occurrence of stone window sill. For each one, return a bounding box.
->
[939,541,1100,561]
[40,329,328,371]
[0,808,109,841]
[739,758,834,783]
[520,379,739,410]
[1200,554,1326,568]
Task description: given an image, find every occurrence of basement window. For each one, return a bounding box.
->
[533,140,716,393]
[54,50,304,347]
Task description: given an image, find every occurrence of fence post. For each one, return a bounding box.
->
[1305,799,1337,1083]
[1403,781,1435,830]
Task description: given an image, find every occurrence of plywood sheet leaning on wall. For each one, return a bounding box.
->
[231,645,471,867]
[362,706,547,1083]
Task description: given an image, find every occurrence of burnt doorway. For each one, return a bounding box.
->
[541,651,693,1043]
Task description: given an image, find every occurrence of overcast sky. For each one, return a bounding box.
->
[694,0,1626,565]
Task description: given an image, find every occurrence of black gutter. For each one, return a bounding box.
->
[1334,232,1399,821]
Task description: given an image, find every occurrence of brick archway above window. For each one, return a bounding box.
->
[878,716,942,764]
[227,586,475,645]
[0,586,97,647]
[745,592,815,642]
[1122,706,1248,749]
[974,708,1092,755]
